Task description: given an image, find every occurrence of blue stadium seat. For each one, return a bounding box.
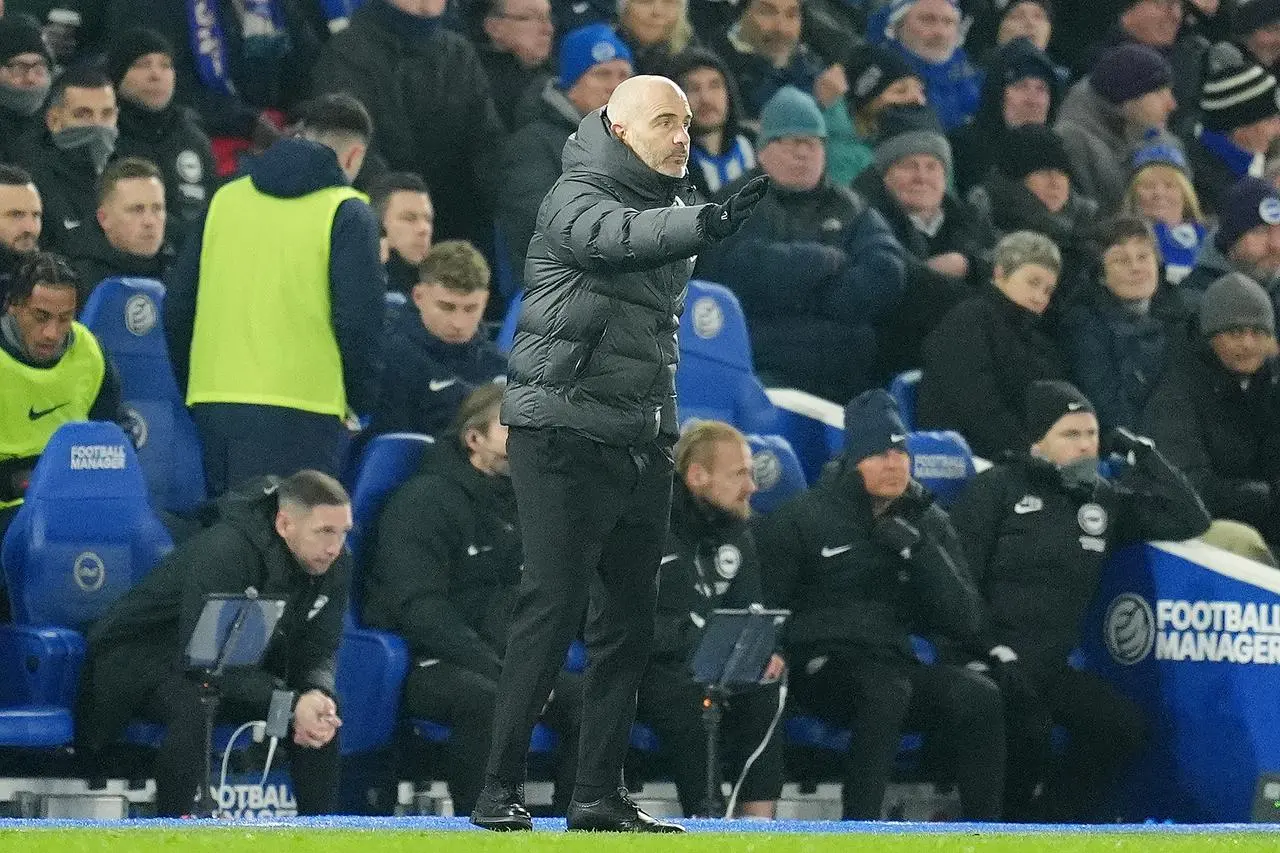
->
[746,434,807,515]
[676,280,780,435]
[906,430,976,509]
[889,369,922,432]
[336,626,410,755]
[80,277,207,515]
[496,289,522,354]
[1,421,172,633]
[0,625,83,747]
[347,433,435,575]
[412,719,560,754]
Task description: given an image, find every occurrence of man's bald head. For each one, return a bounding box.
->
[607,75,692,178]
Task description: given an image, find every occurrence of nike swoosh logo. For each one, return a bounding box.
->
[428,378,458,392]
[466,544,495,557]
[29,403,69,420]
[890,434,907,442]
[821,544,854,558]
[63,219,81,230]
[1014,503,1039,514]
[660,554,680,565]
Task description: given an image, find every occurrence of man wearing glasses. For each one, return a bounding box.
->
[476,0,555,128]
[0,15,52,163]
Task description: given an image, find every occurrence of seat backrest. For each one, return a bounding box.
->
[1,421,172,631]
[906,430,976,508]
[80,277,206,514]
[746,434,807,515]
[496,289,523,354]
[677,280,779,434]
[889,369,922,432]
[347,432,435,572]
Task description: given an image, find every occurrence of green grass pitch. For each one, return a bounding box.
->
[2,829,1280,853]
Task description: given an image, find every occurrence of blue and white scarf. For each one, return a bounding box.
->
[187,0,289,96]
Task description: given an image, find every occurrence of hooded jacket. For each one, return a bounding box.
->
[697,170,906,401]
[950,38,1063,194]
[362,440,521,681]
[949,448,1209,680]
[163,137,384,415]
[666,47,757,200]
[64,221,170,296]
[755,461,985,661]
[86,477,349,707]
[496,81,584,277]
[502,107,714,446]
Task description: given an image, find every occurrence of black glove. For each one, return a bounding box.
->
[1106,427,1156,460]
[873,514,922,558]
[701,175,770,240]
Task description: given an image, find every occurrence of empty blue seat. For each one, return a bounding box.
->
[677,280,779,435]
[347,433,435,575]
[0,625,83,747]
[80,278,206,515]
[746,434,807,515]
[889,370,922,432]
[336,626,410,755]
[2,421,172,633]
[906,430,976,509]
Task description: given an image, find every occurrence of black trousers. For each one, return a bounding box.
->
[190,402,347,497]
[790,651,1006,820]
[403,660,583,814]
[636,662,784,816]
[485,427,673,797]
[77,640,339,816]
[1003,666,1147,822]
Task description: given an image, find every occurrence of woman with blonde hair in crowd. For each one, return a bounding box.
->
[1122,139,1208,285]
[617,0,695,74]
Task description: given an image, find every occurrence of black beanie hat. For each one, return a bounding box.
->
[105,28,174,88]
[1025,381,1095,442]
[998,124,1072,181]
[844,389,909,463]
[847,44,920,113]
[0,14,51,67]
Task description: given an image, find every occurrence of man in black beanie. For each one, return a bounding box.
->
[756,388,1005,821]
[0,14,53,162]
[107,28,215,248]
[949,379,1209,821]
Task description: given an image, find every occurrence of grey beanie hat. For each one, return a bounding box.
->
[873,104,953,180]
[1200,272,1276,337]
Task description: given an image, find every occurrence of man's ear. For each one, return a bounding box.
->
[274,508,291,540]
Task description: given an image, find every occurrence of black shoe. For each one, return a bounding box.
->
[470,780,533,831]
[566,787,686,832]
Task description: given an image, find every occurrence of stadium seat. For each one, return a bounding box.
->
[906,430,976,509]
[347,433,435,575]
[496,289,522,354]
[0,625,83,747]
[889,370,922,432]
[337,627,410,755]
[676,280,780,435]
[1,421,172,634]
[80,277,207,515]
[746,434,807,515]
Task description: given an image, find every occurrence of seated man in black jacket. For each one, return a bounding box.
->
[756,389,1005,821]
[363,384,582,816]
[64,156,169,295]
[369,240,506,438]
[77,470,351,817]
[636,420,785,818]
[369,172,435,298]
[949,380,1210,821]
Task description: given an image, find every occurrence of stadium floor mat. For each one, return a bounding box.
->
[3,817,1280,852]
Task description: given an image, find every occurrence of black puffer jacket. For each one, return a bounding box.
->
[653,479,764,667]
[755,461,985,662]
[86,478,349,707]
[362,441,521,681]
[502,108,713,446]
[948,449,1209,679]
